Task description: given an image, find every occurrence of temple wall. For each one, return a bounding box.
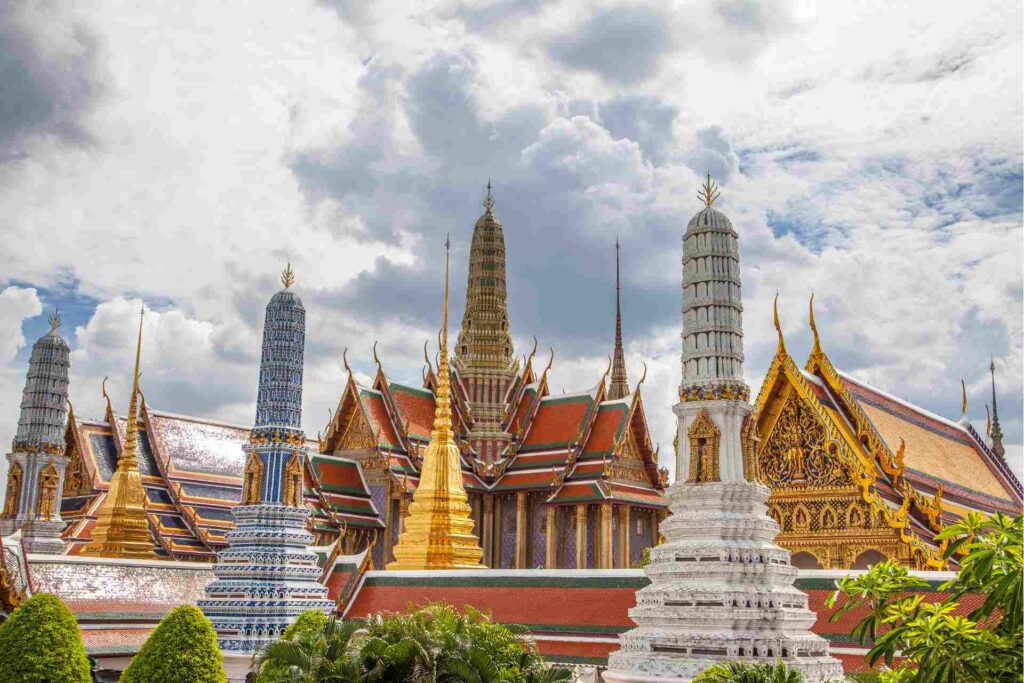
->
[343,568,964,675]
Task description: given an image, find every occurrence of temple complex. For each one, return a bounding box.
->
[0,181,1019,679]
[750,297,1022,570]
[321,185,669,570]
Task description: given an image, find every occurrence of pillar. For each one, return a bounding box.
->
[482,495,494,567]
[545,506,557,569]
[399,495,410,534]
[515,491,528,568]
[619,504,631,568]
[575,505,588,569]
[600,502,613,569]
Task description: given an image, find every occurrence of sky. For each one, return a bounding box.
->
[0,0,1021,489]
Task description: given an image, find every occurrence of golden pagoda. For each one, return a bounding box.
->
[81,308,157,559]
[387,237,484,570]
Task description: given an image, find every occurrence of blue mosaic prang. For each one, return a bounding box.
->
[200,279,333,654]
[255,288,305,431]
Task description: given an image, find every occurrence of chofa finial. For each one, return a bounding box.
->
[281,262,295,289]
[960,379,968,416]
[48,308,61,331]
[698,172,720,207]
[773,292,787,355]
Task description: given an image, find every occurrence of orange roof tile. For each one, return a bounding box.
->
[521,395,592,451]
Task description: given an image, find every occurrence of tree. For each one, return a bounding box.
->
[0,593,91,683]
[251,602,573,683]
[826,512,1023,682]
[252,616,362,683]
[120,604,226,683]
[694,661,805,683]
[254,610,331,682]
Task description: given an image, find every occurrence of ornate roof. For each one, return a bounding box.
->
[59,392,380,561]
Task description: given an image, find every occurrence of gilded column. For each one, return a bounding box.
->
[619,504,631,568]
[515,490,528,568]
[399,495,410,533]
[483,495,494,567]
[600,502,614,568]
[545,505,557,569]
[575,505,588,569]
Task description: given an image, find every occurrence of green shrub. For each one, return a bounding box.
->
[120,604,225,683]
[0,593,91,682]
[254,610,330,682]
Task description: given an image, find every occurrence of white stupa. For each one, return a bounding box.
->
[604,177,843,683]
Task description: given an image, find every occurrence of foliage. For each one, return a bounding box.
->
[694,660,804,682]
[252,602,573,683]
[120,604,226,683]
[826,512,1023,682]
[255,610,331,682]
[0,593,91,683]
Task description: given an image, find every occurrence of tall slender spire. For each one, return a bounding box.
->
[989,359,1004,458]
[388,237,483,570]
[608,238,630,400]
[81,307,156,559]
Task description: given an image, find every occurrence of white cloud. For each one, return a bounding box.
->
[0,0,1020,495]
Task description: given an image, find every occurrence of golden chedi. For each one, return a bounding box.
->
[388,238,484,570]
[81,309,157,559]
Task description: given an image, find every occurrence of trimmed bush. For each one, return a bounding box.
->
[0,592,91,683]
[120,604,226,683]
[255,610,330,682]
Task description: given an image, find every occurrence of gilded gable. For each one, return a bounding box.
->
[759,393,850,489]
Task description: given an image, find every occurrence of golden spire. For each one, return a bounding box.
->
[960,379,968,416]
[808,292,822,357]
[82,307,156,559]
[48,309,61,331]
[281,262,295,289]
[773,292,787,356]
[698,173,720,207]
[387,236,483,570]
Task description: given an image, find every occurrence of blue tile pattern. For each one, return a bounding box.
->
[199,281,333,654]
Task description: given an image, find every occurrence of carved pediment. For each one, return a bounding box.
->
[759,393,850,489]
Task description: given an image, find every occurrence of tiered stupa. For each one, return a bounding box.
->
[387,237,484,570]
[81,309,158,559]
[0,312,71,554]
[604,177,843,682]
[199,265,333,662]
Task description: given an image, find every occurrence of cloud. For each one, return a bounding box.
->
[0,1,102,159]
[0,0,1020,491]
[0,286,42,362]
[547,5,671,84]
[685,125,740,183]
